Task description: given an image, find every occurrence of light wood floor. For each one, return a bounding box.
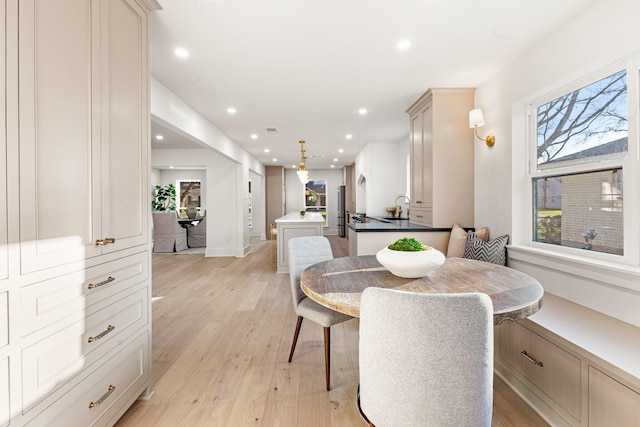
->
[116,236,548,427]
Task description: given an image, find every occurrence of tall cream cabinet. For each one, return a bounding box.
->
[406,88,475,228]
[3,1,160,426]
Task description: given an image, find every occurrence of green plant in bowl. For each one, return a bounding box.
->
[378,237,444,278]
[388,237,431,252]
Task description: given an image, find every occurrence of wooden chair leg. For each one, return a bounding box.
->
[288,316,304,362]
[324,327,331,391]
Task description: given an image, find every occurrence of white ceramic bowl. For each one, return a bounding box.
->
[376,246,445,278]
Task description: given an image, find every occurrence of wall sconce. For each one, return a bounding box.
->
[296,140,309,184]
[469,108,495,147]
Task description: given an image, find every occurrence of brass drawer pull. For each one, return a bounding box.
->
[89,385,116,409]
[95,237,116,245]
[521,351,544,367]
[88,325,115,343]
[415,200,423,204]
[416,215,423,218]
[88,276,115,289]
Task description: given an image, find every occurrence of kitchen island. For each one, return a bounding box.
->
[275,212,325,273]
[348,216,462,256]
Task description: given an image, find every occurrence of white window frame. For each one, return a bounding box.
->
[518,57,640,267]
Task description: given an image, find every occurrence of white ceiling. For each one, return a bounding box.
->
[150,0,596,170]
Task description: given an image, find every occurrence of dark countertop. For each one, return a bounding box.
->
[347,215,453,233]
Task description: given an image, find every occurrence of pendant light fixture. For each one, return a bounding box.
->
[297,140,309,184]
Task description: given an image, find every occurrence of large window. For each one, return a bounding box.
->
[530,69,628,255]
[304,180,327,226]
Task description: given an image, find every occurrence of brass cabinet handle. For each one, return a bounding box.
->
[88,276,115,289]
[89,385,116,409]
[415,215,423,219]
[88,325,115,343]
[95,238,116,245]
[521,351,544,367]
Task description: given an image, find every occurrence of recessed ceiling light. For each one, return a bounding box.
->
[291,164,296,168]
[227,107,236,114]
[155,135,164,140]
[331,165,335,168]
[346,134,353,140]
[358,108,367,115]
[250,134,258,139]
[174,47,189,59]
[264,148,270,153]
[333,158,338,162]
[272,158,277,162]
[397,39,411,50]
[169,166,174,169]
[338,149,344,153]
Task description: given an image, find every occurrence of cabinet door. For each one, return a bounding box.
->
[100,0,149,254]
[0,0,7,282]
[0,356,8,427]
[589,366,640,426]
[18,0,102,273]
[410,111,424,207]
[410,103,433,212]
[421,105,433,208]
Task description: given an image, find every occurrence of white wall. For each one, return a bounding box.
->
[474,0,640,325]
[151,78,266,255]
[153,149,248,257]
[354,137,410,215]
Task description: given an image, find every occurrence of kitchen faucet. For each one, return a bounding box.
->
[394,195,411,218]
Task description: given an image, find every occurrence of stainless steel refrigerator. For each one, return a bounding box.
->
[337,185,346,237]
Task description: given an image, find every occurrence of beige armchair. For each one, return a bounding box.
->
[187,216,206,248]
[152,211,188,253]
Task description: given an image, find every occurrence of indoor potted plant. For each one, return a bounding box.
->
[152,183,177,211]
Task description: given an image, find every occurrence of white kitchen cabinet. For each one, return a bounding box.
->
[24,331,149,427]
[0,356,8,427]
[406,88,475,228]
[18,0,149,274]
[3,0,159,426]
[0,1,7,285]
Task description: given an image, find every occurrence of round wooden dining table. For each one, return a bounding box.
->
[300,255,544,324]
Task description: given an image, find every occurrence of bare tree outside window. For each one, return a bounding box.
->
[537,70,627,166]
[532,69,627,256]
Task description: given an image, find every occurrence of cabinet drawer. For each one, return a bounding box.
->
[498,322,581,421]
[22,287,148,413]
[21,251,148,336]
[588,366,640,427]
[0,357,8,427]
[25,331,148,427]
[409,207,432,227]
[0,292,7,348]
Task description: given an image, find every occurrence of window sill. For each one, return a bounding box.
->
[507,244,640,294]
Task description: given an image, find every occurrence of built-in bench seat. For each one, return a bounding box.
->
[495,292,640,426]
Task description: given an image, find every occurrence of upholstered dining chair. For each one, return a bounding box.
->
[152,211,188,253]
[359,288,494,427]
[287,236,353,391]
[187,216,206,247]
